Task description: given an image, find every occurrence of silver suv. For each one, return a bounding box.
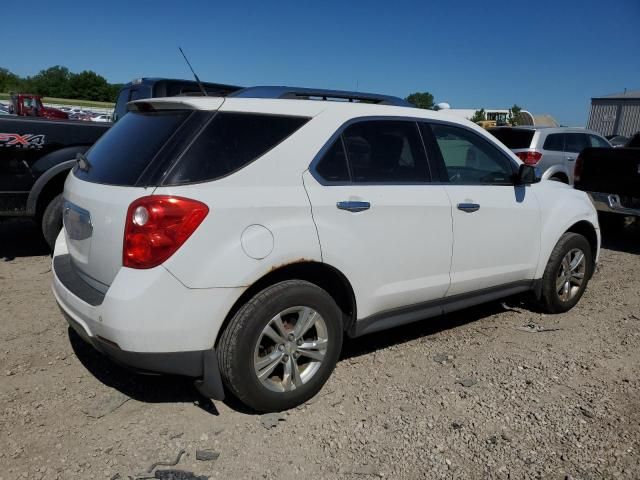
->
[489,127,611,184]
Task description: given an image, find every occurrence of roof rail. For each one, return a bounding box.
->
[229,86,414,107]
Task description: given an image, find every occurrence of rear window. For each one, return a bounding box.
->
[164,112,308,185]
[75,110,190,186]
[488,128,534,149]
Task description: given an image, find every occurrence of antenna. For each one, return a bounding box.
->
[178,47,208,96]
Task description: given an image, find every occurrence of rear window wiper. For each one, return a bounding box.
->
[76,152,92,172]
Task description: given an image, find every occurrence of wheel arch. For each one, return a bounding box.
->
[215,261,357,346]
[541,165,570,184]
[565,220,598,268]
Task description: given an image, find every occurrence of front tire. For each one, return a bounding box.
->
[538,232,593,313]
[217,280,343,412]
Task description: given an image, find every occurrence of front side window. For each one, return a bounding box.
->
[430,123,515,184]
[543,133,565,152]
[589,134,610,148]
[165,113,309,185]
[342,121,430,183]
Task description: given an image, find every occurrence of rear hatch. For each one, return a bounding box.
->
[63,100,221,290]
[488,127,535,152]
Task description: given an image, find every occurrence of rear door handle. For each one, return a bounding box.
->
[457,203,480,213]
[337,201,370,213]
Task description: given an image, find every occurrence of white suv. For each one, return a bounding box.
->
[52,89,600,412]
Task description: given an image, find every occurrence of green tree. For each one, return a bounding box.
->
[509,104,523,126]
[0,67,22,92]
[405,92,435,110]
[30,66,72,98]
[68,70,112,101]
[470,108,486,123]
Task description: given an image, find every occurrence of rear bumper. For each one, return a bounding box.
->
[52,233,243,399]
[587,191,640,217]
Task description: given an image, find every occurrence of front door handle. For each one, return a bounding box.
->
[457,203,480,213]
[337,201,370,213]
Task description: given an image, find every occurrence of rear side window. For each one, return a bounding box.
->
[488,128,535,149]
[543,133,564,151]
[565,133,590,153]
[342,121,430,182]
[165,113,308,185]
[315,139,350,182]
[75,111,190,185]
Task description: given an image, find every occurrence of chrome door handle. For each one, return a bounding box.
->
[566,157,576,161]
[457,203,480,213]
[337,201,370,212]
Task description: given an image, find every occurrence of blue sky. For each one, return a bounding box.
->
[2,0,638,125]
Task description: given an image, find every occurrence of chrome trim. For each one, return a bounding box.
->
[457,203,480,213]
[337,201,371,212]
[587,191,640,216]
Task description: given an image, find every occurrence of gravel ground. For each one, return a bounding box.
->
[1,219,639,480]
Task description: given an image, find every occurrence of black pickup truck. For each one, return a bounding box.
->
[0,78,241,248]
[574,133,640,225]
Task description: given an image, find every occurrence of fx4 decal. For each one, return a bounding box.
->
[0,133,46,149]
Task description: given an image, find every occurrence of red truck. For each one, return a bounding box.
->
[8,93,69,119]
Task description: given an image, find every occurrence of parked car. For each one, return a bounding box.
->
[0,116,110,246]
[574,132,640,225]
[605,135,630,148]
[7,93,69,119]
[90,114,112,123]
[52,88,600,412]
[488,126,611,184]
[0,78,242,249]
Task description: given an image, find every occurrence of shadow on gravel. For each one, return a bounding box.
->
[600,220,640,255]
[0,219,50,261]
[69,328,220,415]
[341,300,516,361]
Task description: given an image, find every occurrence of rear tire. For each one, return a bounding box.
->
[41,193,63,250]
[537,232,593,313]
[217,280,343,412]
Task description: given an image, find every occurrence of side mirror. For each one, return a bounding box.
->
[515,164,540,185]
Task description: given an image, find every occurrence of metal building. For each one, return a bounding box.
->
[587,89,640,137]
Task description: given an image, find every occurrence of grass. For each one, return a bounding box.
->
[0,93,114,108]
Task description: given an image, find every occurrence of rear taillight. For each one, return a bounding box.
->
[574,155,583,183]
[123,196,209,269]
[515,151,543,165]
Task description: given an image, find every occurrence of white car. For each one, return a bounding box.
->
[90,114,112,123]
[52,88,600,412]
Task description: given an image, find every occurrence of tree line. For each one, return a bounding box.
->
[0,66,122,103]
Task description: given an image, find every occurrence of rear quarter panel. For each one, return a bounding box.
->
[155,116,333,289]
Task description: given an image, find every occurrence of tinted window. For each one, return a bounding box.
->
[165,113,308,185]
[315,139,350,182]
[488,128,535,149]
[341,121,429,182]
[543,133,564,151]
[589,135,610,148]
[431,123,514,184]
[75,111,190,185]
[565,133,590,153]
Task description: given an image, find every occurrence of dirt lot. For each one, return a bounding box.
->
[1,219,639,480]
